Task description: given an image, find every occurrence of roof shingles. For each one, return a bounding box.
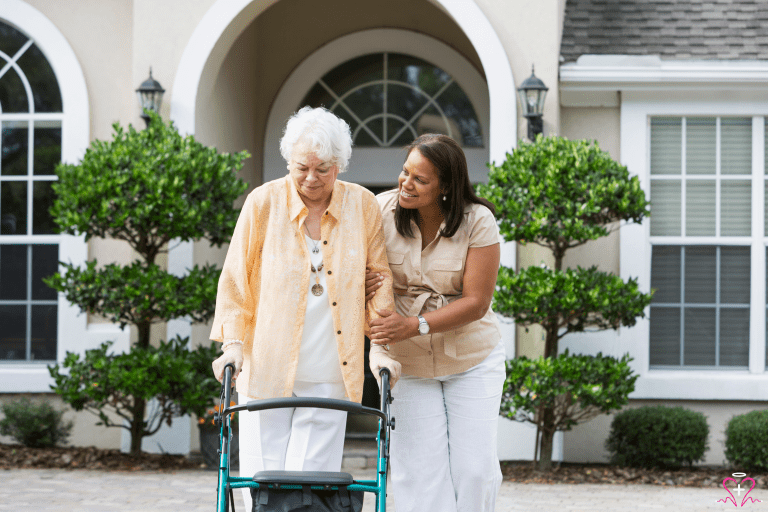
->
[560,0,768,62]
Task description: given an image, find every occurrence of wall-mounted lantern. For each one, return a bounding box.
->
[136,68,165,127]
[517,66,548,141]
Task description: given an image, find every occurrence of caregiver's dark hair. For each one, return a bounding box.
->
[394,133,495,239]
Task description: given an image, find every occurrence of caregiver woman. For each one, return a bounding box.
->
[210,106,399,509]
[367,134,505,512]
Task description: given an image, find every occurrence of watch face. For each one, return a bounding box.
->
[419,321,429,335]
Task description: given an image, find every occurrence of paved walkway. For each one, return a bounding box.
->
[2,468,765,511]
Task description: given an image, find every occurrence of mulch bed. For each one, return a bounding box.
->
[0,443,203,471]
[501,461,768,488]
[3,442,765,489]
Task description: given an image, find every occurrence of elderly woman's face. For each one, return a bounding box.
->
[288,151,339,206]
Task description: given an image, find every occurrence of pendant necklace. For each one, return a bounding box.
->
[304,225,323,295]
[310,261,324,296]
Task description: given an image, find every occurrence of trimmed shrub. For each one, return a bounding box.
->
[725,410,768,471]
[605,405,709,468]
[0,398,73,448]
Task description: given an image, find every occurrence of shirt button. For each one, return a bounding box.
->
[323,241,328,245]
[337,330,341,335]
[342,361,347,365]
[332,302,337,306]
[327,270,332,275]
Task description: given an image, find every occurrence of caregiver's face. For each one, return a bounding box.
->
[288,151,339,205]
[397,148,442,210]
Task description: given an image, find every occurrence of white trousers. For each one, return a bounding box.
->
[238,380,348,510]
[390,342,506,512]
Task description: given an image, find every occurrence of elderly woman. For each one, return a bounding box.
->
[210,106,399,509]
[366,134,505,512]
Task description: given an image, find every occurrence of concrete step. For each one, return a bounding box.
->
[342,438,379,471]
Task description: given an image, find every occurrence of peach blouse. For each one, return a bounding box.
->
[210,176,394,402]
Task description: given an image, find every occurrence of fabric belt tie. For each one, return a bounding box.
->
[396,287,459,358]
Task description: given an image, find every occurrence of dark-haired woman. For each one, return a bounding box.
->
[366,134,505,512]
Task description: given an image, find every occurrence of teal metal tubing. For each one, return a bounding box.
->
[215,365,392,510]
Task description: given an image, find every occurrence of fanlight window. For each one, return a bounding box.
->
[0,20,62,362]
[301,53,483,148]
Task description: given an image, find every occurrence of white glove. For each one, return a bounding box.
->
[369,345,402,389]
[212,343,244,383]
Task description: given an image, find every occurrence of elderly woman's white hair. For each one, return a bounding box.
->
[280,106,353,172]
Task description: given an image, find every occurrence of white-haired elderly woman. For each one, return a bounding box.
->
[210,106,400,508]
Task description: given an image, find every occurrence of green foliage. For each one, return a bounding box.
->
[51,111,249,257]
[0,399,73,448]
[477,135,650,257]
[494,265,653,338]
[501,351,638,432]
[606,406,709,469]
[48,337,222,438]
[475,135,652,469]
[724,410,768,471]
[46,110,247,453]
[45,261,220,329]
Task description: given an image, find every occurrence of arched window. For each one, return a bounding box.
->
[301,53,483,148]
[0,20,62,361]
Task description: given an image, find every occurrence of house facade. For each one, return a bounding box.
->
[0,0,766,465]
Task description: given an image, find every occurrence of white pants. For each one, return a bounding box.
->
[238,380,348,510]
[390,342,506,512]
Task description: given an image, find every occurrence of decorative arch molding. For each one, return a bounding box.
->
[263,29,490,184]
[171,0,516,162]
[0,0,129,392]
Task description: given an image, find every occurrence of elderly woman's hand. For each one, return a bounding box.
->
[369,309,415,345]
[212,343,244,383]
[365,269,384,302]
[369,345,402,389]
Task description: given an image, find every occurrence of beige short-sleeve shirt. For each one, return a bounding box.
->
[377,189,502,378]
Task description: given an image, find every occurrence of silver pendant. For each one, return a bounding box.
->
[312,283,324,296]
[312,246,320,254]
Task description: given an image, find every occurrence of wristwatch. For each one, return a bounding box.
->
[417,314,430,335]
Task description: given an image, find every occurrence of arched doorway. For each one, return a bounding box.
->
[263,29,490,187]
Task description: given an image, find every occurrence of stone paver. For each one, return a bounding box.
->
[2,468,766,511]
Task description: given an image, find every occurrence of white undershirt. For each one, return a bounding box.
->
[295,234,344,383]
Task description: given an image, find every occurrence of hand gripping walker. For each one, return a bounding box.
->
[215,364,394,512]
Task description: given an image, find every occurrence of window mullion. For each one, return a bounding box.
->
[715,117,721,236]
[681,118,687,235]
[750,116,766,373]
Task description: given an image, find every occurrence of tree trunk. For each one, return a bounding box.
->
[129,397,146,455]
[137,321,151,350]
[536,406,556,470]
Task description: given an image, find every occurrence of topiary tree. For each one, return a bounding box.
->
[46,110,248,455]
[477,135,653,470]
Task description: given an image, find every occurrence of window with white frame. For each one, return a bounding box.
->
[301,53,483,148]
[649,116,755,368]
[0,20,61,362]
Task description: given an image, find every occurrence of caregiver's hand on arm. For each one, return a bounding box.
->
[371,243,500,341]
[212,343,244,383]
[365,270,384,302]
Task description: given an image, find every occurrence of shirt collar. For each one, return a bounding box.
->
[286,175,344,221]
